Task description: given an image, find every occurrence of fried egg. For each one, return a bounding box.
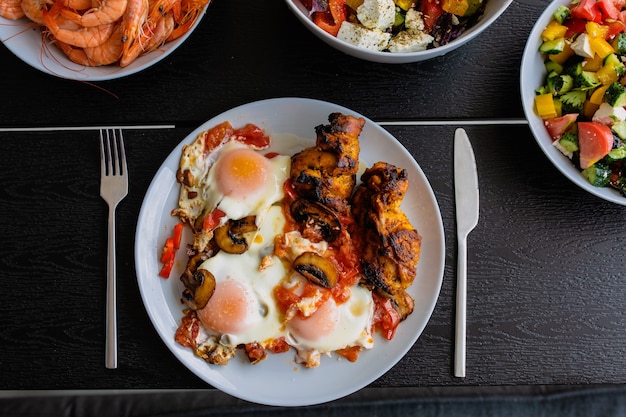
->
[284,278,374,354]
[195,205,287,347]
[203,141,290,223]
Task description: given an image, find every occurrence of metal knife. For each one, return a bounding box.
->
[453,128,479,378]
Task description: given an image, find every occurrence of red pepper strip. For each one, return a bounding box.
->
[159,257,175,278]
[173,223,184,250]
[160,238,175,263]
[313,0,347,36]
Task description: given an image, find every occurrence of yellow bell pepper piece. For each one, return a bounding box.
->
[596,64,620,85]
[583,54,604,72]
[393,0,413,11]
[590,84,611,104]
[535,94,558,119]
[586,21,609,39]
[548,43,574,64]
[441,0,468,16]
[583,100,600,119]
[542,22,569,41]
[590,37,614,58]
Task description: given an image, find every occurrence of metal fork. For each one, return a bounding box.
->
[99,129,128,369]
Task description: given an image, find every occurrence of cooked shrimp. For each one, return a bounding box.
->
[55,40,100,65]
[43,10,114,47]
[0,0,25,19]
[119,0,148,66]
[85,21,123,64]
[20,0,52,24]
[60,0,127,27]
[143,11,172,51]
[55,22,122,65]
[61,0,92,11]
[167,0,208,41]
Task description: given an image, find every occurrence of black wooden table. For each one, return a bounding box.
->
[1,0,626,411]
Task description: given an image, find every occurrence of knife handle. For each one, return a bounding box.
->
[454,234,468,378]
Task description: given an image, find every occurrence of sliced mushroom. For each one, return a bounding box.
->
[213,216,257,254]
[290,199,341,242]
[181,268,216,310]
[293,251,338,288]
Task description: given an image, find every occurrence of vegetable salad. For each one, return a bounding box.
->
[535,0,626,195]
[300,0,486,52]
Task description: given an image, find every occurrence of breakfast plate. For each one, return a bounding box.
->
[135,97,445,406]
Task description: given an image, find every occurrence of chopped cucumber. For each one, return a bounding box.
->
[553,5,571,24]
[559,131,579,153]
[604,82,626,107]
[540,38,566,54]
[607,146,626,162]
[613,33,626,55]
[582,162,611,187]
[612,120,626,140]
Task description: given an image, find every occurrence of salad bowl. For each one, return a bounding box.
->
[284,0,512,64]
[520,0,626,205]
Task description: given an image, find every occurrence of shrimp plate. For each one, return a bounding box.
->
[0,0,210,80]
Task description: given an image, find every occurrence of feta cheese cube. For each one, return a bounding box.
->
[356,0,396,31]
[388,30,433,52]
[592,102,626,125]
[404,8,425,33]
[571,33,594,59]
[337,21,391,51]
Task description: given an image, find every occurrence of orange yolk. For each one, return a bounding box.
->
[197,280,251,335]
[215,148,269,198]
[289,298,339,341]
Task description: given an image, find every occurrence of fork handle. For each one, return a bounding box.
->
[106,207,118,369]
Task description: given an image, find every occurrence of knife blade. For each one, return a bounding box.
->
[454,128,479,378]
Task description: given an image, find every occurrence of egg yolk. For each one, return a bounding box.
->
[289,298,339,341]
[197,280,252,335]
[215,148,269,198]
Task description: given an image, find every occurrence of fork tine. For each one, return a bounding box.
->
[118,129,127,176]
[99,129,106,177]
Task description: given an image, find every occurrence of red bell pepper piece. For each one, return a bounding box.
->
[312,0,347,36]
[419,0,444,33]
[172,222,183,250]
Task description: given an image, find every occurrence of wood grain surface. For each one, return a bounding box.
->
[1,0,625,395]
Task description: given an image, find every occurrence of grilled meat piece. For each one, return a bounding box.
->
[290,113,365,214]
[352,162,422,320]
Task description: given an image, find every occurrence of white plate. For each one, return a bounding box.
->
[0,4,209,81]
[284,0,512,64]
[135,97,445,406]
[520,0,626,205]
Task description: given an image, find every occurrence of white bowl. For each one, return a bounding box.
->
[0,3,210,81]
[284,0,512,64]
[520,0,626,205]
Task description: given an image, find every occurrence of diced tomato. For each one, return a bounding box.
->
[231,123,270,148]
[419,0,444,33]
[202,121,234,154]
[172,223,183,250]
[544,113,579,141]
[565,18,588,38]
[202,207,226,231]
[597,0,620,20]
[312,0,347,36]
[577,121,614,169]
[373,294,401,340]
[615,0,626,9]
[570,0,602,22]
